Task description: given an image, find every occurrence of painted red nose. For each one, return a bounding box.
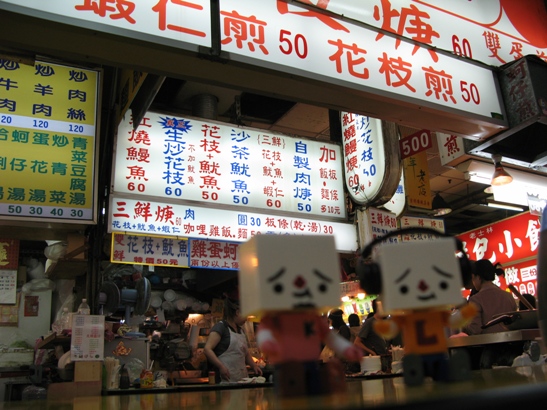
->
[294,276,306,288]
[418,280,429,292]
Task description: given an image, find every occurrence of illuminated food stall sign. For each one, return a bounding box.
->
[113,112,346,220]
[0,59,99,223]
[341,114,386,205]
[457,212,540,265]
[0,1,508,127]
[220,1,505,122]
[0,0,212,51]
[109,197,358,253]
[301,0,547,67]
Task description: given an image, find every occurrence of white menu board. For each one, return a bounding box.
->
[0,270,17,304]
[109,196,358,252]
[70,314,104,361]
[113,112,346,220]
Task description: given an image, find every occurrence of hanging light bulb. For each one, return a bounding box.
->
[491,154,513,186]
[432,193,452,216]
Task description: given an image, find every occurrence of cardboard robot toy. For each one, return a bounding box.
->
[238,235,362,397]
[357,228,476,386]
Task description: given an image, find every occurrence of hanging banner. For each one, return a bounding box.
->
[113,112,346,221]
[0,58,99,223]
[403,152,431,210]
[341,114,387,205]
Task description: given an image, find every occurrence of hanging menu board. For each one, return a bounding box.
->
[70,314,105,361]
[113,112,346,221]
[0,58,100,223]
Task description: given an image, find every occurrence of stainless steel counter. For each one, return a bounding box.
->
[447,329,541,348]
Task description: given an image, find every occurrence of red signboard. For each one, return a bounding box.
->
[503,259,537,299]
[399,129,432,160]
[0,239,19,270]
[457,212,540,265]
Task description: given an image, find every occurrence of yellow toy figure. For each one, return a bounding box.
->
[357,228,477,386]
[238,235,362,397]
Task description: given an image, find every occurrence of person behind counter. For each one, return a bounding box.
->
[204,298,262,383]
[462,259,517,335]
[353,299,388,356]
[462,259,519,369]
[328,309,351,341]
[348,313,361,343]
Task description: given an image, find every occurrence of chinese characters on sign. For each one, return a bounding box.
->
[437,132,464,166]
[341,114,387,205]
[109,197,358,252]
[0,59,98,222]
[293,0,547,66]
[0,239,19,269]
[400,215,445,234]
[113,112,346,220]
[189,239,239,270]
[0,270,17,304]
[358,207,398,247]
[0,0,212,51]
[220,1,504,120]
[458,212,540,264]
[111,233,189,267]
[458,212,540,296]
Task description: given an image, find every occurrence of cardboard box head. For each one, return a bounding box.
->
[375,238,465,313]
[239,235,341,317]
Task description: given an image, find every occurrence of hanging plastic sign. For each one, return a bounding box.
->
[380,172,406,218]
[341,113,386,205]
[399,129,432,160]
[402,136,432,210]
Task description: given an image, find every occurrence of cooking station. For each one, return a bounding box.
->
[447,329,543,369]
[447,329,542,349]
